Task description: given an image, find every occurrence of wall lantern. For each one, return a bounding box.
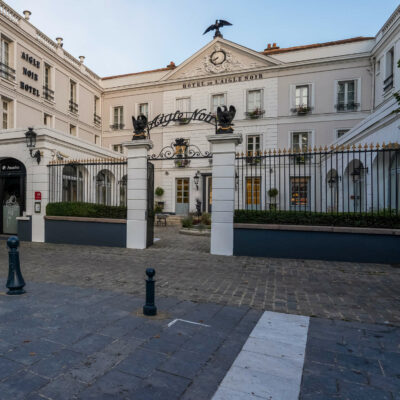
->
[351,167,367,183]
[25,127,41,164]
[235,170,239,191]
[194,170,200,190]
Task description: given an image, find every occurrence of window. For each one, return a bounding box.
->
[294,85,310,113]
[43,64,54,101]
[291,177,310,209]
[211,94,225,113]
[247,135,261,159]
[246,177,261,209]
[62,165,84,202]
[291,132,309,152]
[246,90,263,118]
[2,99,10,129]
[111,106,124,130]
[384,48,394,92]
[336,80,358,111]
[69,124,76,136]
[0,36,14,80]
[138,103,148,118]
[176,97,191,113]
[69,81,78,113]
[113,144,124,154]
[94,96,101,125]
[376,59,381,75]
[95,135,100,145]
[43,113,52,127]
[337,129,350,139]
[96,170,113,206]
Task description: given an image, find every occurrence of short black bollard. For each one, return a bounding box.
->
[143,268,157,316]
[6,236,26,295]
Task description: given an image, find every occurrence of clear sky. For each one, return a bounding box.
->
[5,0,400,77]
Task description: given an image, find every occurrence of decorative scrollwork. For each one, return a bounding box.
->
[148,138,212,160]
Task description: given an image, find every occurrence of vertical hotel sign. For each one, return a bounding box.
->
[19,51,41,97]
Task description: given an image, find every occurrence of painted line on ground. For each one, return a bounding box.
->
[212,311,310,400]
[167,318,211,328]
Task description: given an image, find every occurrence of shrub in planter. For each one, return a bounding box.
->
[201,212,211,226]
[154,204,163,214]
[181,216,193,228]
[46,202,127,219]
[155,187,164,197]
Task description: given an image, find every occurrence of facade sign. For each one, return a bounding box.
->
[35,192,42,200]
[182,73,263,89]
[20,51,41,97]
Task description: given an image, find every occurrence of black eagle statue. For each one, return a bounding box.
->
[203,20,232,38]
[216,105,236,134]
[132,114,148,140]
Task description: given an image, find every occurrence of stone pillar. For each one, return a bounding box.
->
[123,140,153,249]
[207,133,242,256]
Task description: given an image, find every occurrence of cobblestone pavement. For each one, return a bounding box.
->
[300,318,400,400]
[0,282,261,400]
[0,226,399,325]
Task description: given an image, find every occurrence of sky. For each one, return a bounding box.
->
[5,0,400,77]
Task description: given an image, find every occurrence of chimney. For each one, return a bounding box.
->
[23,10,31,20]
[272,43,280,49]
[167,61,176,69]
[79,56,85,64]
[55,37,63,47]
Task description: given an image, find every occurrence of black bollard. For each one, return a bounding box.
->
[6,236,26,295]
[143,268,157,316]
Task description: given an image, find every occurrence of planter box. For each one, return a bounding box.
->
[234,223,400,263]
[45,216,126,247]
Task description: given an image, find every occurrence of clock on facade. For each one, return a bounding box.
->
[210,50,226,65]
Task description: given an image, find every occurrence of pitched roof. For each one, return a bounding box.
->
[102,62,176,80]
[261,37,374,55]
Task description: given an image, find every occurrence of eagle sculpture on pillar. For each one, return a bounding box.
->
[216,105,236,134]
[132,114,148,140]
[203,20,232,38]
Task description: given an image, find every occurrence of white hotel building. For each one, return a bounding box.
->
[0,1,399,236]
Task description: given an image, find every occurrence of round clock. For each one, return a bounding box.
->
[210,50,226,65]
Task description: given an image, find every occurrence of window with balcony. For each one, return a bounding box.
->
[336,80,359,111]
[0,36,15,81]
[138,103,148,118]
[384,48,394,92]
[245,90,264,119]
[176,97,191,124]
[94,96,101,126]
[111,106,124,130]
[293,85,311,115]
[211,93,225,113]
[43,63,54,101]
[44,113,52,127]
[69,81,78,113]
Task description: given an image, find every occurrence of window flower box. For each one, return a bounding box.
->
[245,109,265,119]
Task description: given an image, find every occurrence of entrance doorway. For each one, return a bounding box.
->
[0,158,26,234]
[175,178,189,215]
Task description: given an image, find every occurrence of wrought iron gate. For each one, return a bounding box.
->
[146,161,154,247]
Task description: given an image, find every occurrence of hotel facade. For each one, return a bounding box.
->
[0,0,399,238]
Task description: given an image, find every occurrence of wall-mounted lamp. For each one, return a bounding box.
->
[235,170,239,191]
[194,170,200,190]
[25,128,41,164]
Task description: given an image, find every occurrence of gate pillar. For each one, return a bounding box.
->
[207,133,242,256]
[123,140,153,249]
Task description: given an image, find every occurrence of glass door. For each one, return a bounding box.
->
[175,178,189,215]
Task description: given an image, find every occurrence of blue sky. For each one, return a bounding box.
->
[6,0,399,77]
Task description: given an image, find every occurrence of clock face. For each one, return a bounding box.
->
[210,50,226,65]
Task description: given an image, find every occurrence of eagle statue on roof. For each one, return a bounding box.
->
[216,105,236,134]
[203,20,232,39]
[132,114,148,140]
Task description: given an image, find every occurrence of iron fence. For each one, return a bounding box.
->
[235,144,400,215]
[48,158,127,207]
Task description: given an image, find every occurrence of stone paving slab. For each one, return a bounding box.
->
[0,281,261,399]
[1,226,399,326]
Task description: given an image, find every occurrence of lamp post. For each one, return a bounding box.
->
[25,128,41,164]
[194,170,200,190]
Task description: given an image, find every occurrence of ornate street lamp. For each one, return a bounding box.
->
[25,127,41,164]
[194,170,200,190]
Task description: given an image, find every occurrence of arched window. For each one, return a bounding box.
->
[62,165,83,202]
[96,170,114,205]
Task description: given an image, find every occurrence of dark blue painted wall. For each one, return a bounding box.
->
[17,218,32,242]
[45,219,126,247]
[234,228,400,263]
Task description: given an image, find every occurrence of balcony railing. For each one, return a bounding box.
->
[43,86,54,102]
[244,109,265,119]
[384,74,394,92]
[69,99,78,114]
[94,114,101,125]
[0,62,15,81]
[110,123,125,130]
[335,102,360,112]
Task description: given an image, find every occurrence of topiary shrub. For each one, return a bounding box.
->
[155,187,164,197]
[46,202,127,219]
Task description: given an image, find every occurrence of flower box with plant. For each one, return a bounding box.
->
[292,104,311,115]
[267,188,279,210]
[175,159,190,168]
[245,108,265,119]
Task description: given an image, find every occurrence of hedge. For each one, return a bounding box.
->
[46,202,127,219]
[234,210,400,229]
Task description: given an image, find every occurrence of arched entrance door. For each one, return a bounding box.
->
[0,158,26,234]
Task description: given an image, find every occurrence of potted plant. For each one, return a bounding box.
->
[268,188,278,210]
[245,108,265,119]
[296,104,311,115]
[155,187,164,197]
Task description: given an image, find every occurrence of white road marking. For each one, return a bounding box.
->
[167,318,211,328]
[212,311,310,400]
